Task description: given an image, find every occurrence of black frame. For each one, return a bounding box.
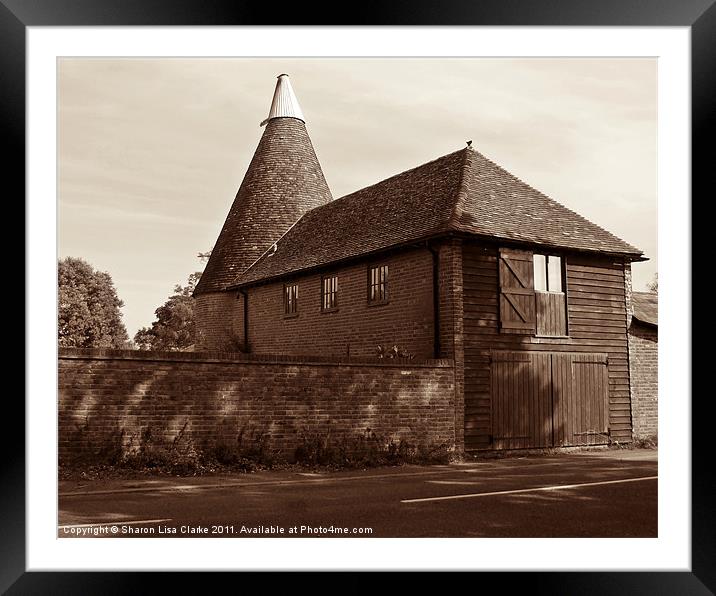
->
[12,0,707,591]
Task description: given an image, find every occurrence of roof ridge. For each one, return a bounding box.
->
[447,147,473,229]
[227,148,468,288]
[325,149,466,208]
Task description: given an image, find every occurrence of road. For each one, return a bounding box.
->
[59,450,657,538]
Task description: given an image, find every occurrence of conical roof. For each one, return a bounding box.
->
[195,78,332,295]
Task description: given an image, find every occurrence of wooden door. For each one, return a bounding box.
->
[490,352,553,449]
[551,353,610,446]
[489,351,610,449]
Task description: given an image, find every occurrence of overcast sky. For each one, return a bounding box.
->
[58,58,657,338]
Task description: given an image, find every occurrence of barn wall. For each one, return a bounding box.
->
[462,240,633,450]
[628,323,658,438]
[245,247,435,359]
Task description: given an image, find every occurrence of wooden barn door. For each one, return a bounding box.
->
[490,351,609,449]
[490,352,553,449]
[552,353,610,447]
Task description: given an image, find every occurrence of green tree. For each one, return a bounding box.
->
[58,257,129,348]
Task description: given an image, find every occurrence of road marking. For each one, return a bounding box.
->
[58,518,172,529]
[427,480,482,486]
[401,475,658,503]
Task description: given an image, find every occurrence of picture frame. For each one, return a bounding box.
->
[10,0,707,590]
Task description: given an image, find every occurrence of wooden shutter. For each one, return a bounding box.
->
[498,248,536,334]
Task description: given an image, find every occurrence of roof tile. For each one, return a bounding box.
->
[230,147,644,288]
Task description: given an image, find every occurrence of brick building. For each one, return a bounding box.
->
[194,74,650,452]
[629,292,658,438]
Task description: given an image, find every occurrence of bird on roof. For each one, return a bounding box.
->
[466,140,472,148]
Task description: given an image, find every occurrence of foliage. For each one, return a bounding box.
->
[294,428,452,467]
[647,273,658,293]
[134,272,201,351]
[58,257,129,348]
[376,344,415,360]
[134,252,211,351]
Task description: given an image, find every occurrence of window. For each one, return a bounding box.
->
[321,275,338,311]
[533,254,562,292]
[368,264,389,304]
[283,283,298,315]
[533,253,567,336]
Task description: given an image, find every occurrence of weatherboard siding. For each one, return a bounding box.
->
[462,240,633,450]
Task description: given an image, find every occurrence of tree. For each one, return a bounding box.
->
[134,252,211,351]
[647,273,658,293]
[58,257,129,348]
[134,272,201,351]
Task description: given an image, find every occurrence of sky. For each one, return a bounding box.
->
[58,58,657,338]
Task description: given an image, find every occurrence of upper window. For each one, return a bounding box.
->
[533,254,563,293]
[321,275,338,311]
[368,265,389,304]
[533,253,567,337]
[283,283,298,315]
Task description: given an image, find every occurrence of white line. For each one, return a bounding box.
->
[58,518,172,529]
[401,476,658,503]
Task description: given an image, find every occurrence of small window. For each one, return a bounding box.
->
[533,254,562,292]
[283,283,298,315]
[321,275,338,311]
[547,256,562,292]
[368,264,389,304]
[533,253,567,337]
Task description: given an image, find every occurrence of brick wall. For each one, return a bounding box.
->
[629,322,658,438]
[438,239,465,453]
[59,348,456,463]
[194,291,243,351]
[245,247,435,359]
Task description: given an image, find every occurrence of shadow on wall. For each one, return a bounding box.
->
[58,350,456,472]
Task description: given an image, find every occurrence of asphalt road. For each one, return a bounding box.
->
[59,450,657,538]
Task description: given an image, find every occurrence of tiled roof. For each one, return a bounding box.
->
[451,149,643,255]
[229,147,643,288]
[632,291,658,326]
[194,118,332,294]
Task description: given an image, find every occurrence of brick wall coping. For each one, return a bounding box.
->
[58,348,453,369]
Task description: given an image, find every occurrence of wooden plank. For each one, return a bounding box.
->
[566,277,626,290]
[570,320,626,330]
[569,330,628,341]
[567,270,625,282]
[568,263,624,275]
[536,292,567,336]
[569,288,626,301]
[569,304,627,315]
